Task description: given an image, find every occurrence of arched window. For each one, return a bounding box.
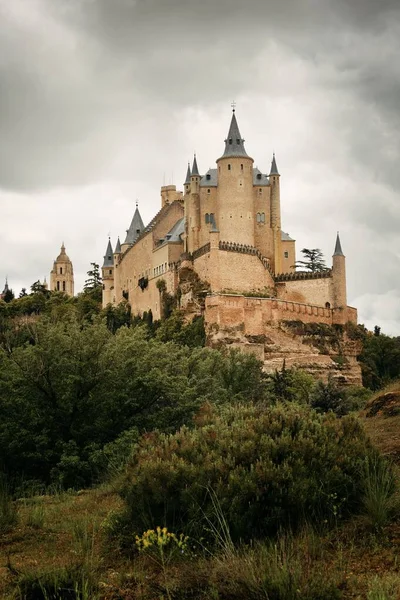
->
[60,267,63,275]
[228,164,231,171]
[325,302,331,309]
[62,281,66,292]
[256,213,261,223]
[240,164,243,171]
[205,213,210,224]
[260,213,265,223]
[57,281,60,291]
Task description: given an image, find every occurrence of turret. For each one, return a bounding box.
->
[216,109,254,246]
[269,153,282,273]
[102,238,114,308]
[184,162,191,195]
[332,232,347,309]
[186,154,201,252]
[121,203,145,254]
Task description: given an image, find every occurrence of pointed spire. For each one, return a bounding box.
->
[191,154,199,176]
[220,110,248,159]
[270,153,279,175]
[103,238,114,267]
[125,204,145,244]
[184,162,191,184]
[333,232,344,256]
[114,237,121,254]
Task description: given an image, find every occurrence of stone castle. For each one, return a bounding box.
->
[48,109,360,383]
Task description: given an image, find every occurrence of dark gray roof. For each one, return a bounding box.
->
[253,168,270,186]
[2,278,9,295]
[220,111,249,159]
[270,154,279,175]
[281,231,295,242]
[157,217,185,247]
[333,232,344,256]
[114,237,121,254]
[103,239,114,267]
[200,167,269,188]
[192,155,200,176]
[125,206,145,244]
[184,163,191,184]
[200,169,218,187]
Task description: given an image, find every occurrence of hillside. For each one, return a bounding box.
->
[1,391,400,600]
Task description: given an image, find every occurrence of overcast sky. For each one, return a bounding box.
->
[0,0,399,334]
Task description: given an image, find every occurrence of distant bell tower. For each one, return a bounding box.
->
[50,243,74,296]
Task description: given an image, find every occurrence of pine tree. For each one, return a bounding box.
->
[293,248,328,272]
[84,263,102,292]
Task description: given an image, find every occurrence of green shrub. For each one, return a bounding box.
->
[112,402,378,545]
[361,453,397,531]
[14,564,98,600]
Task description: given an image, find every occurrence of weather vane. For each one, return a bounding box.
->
[231,100,236,112]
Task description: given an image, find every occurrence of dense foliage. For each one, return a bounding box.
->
[113,402,379,543]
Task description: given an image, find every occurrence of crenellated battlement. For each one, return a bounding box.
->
[275,270,332,282]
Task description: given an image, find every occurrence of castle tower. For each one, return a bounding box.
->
[332,232,347,308]
[269,154,282,273]
[50,243,74,296]
[216,110,255,246]
[102,238,114,307]
[184,163,191,195]
[186,154,201,253]
[121,203,145,254]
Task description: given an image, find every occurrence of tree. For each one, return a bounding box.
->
[84,263,102,292]
[19,288,28,298]
[3,288,14,303]
[293,248,328,272]
[31,280,49,296]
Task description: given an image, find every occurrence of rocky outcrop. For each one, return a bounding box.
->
[206,320,362,386]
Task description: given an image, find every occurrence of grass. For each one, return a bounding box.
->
[0,475,18,534]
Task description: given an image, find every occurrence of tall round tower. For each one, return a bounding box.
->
[332,232,347,308]
[102,238,114,307]
[216,110,254,246]
[50,243,74,296]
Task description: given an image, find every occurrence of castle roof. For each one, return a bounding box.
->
[184,163,191,184]
[200,167,270,188]
[270,153,279,175]
[219,110,249,160]
[191,155,200,176]
[103,239,114,267]
[125,206,145,245]
[333,232,344,256]
[114,237,121,254]
[156,217,185,247]
[2,277,9,295]
[56,243,71,263]
[281,231,295,241]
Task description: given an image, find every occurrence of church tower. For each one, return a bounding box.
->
[50,243,74,296]
[216,109,254,246]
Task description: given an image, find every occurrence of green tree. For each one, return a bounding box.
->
[294,248,328,272]
[31,280,49,296]
[19,288,27,298]
[3,288,14,303]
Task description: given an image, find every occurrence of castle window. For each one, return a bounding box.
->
[57,281,60,291]
[236,138,240,144]
[63,281,66,292]
[206,173,211,180]
[261,213,265,223]
[205,213,210,224]
[256,213,261,223]
[109,269,112,275]
[259,188,262,194]
[229,138,232,144]
[228,164,231,170]
[284,251,289,259]
[240,164,243,170]
[257,173,262,180]
[325,302,331,309]
[60,267,63,275]
[207,188,210,194]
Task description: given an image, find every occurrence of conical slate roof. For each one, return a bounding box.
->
[333,232,344,256]
[114,237,121,254]
[125,206,145,244]
[191,155,200,176]
[103,238,114,267]
[184,162,191,184]
[220,111,249,159]
[270,153,279,175]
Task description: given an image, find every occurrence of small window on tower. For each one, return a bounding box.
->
[60,267,63,275]
[229,138,232,144]
[207,188,210,194]
[205,213,210,224]
[240,164,243,170]
[63,281,66,291]
[109,269,112,275]
[57,281,60,291]
[261,213,265,223]
[228,164,231,170]
[206,174,211,180]
[284,251,289,259]
[256,213,261,223]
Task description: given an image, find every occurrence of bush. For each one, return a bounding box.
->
[0,473,18,533]
[112,402,378,545]
[361,453,397,531]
